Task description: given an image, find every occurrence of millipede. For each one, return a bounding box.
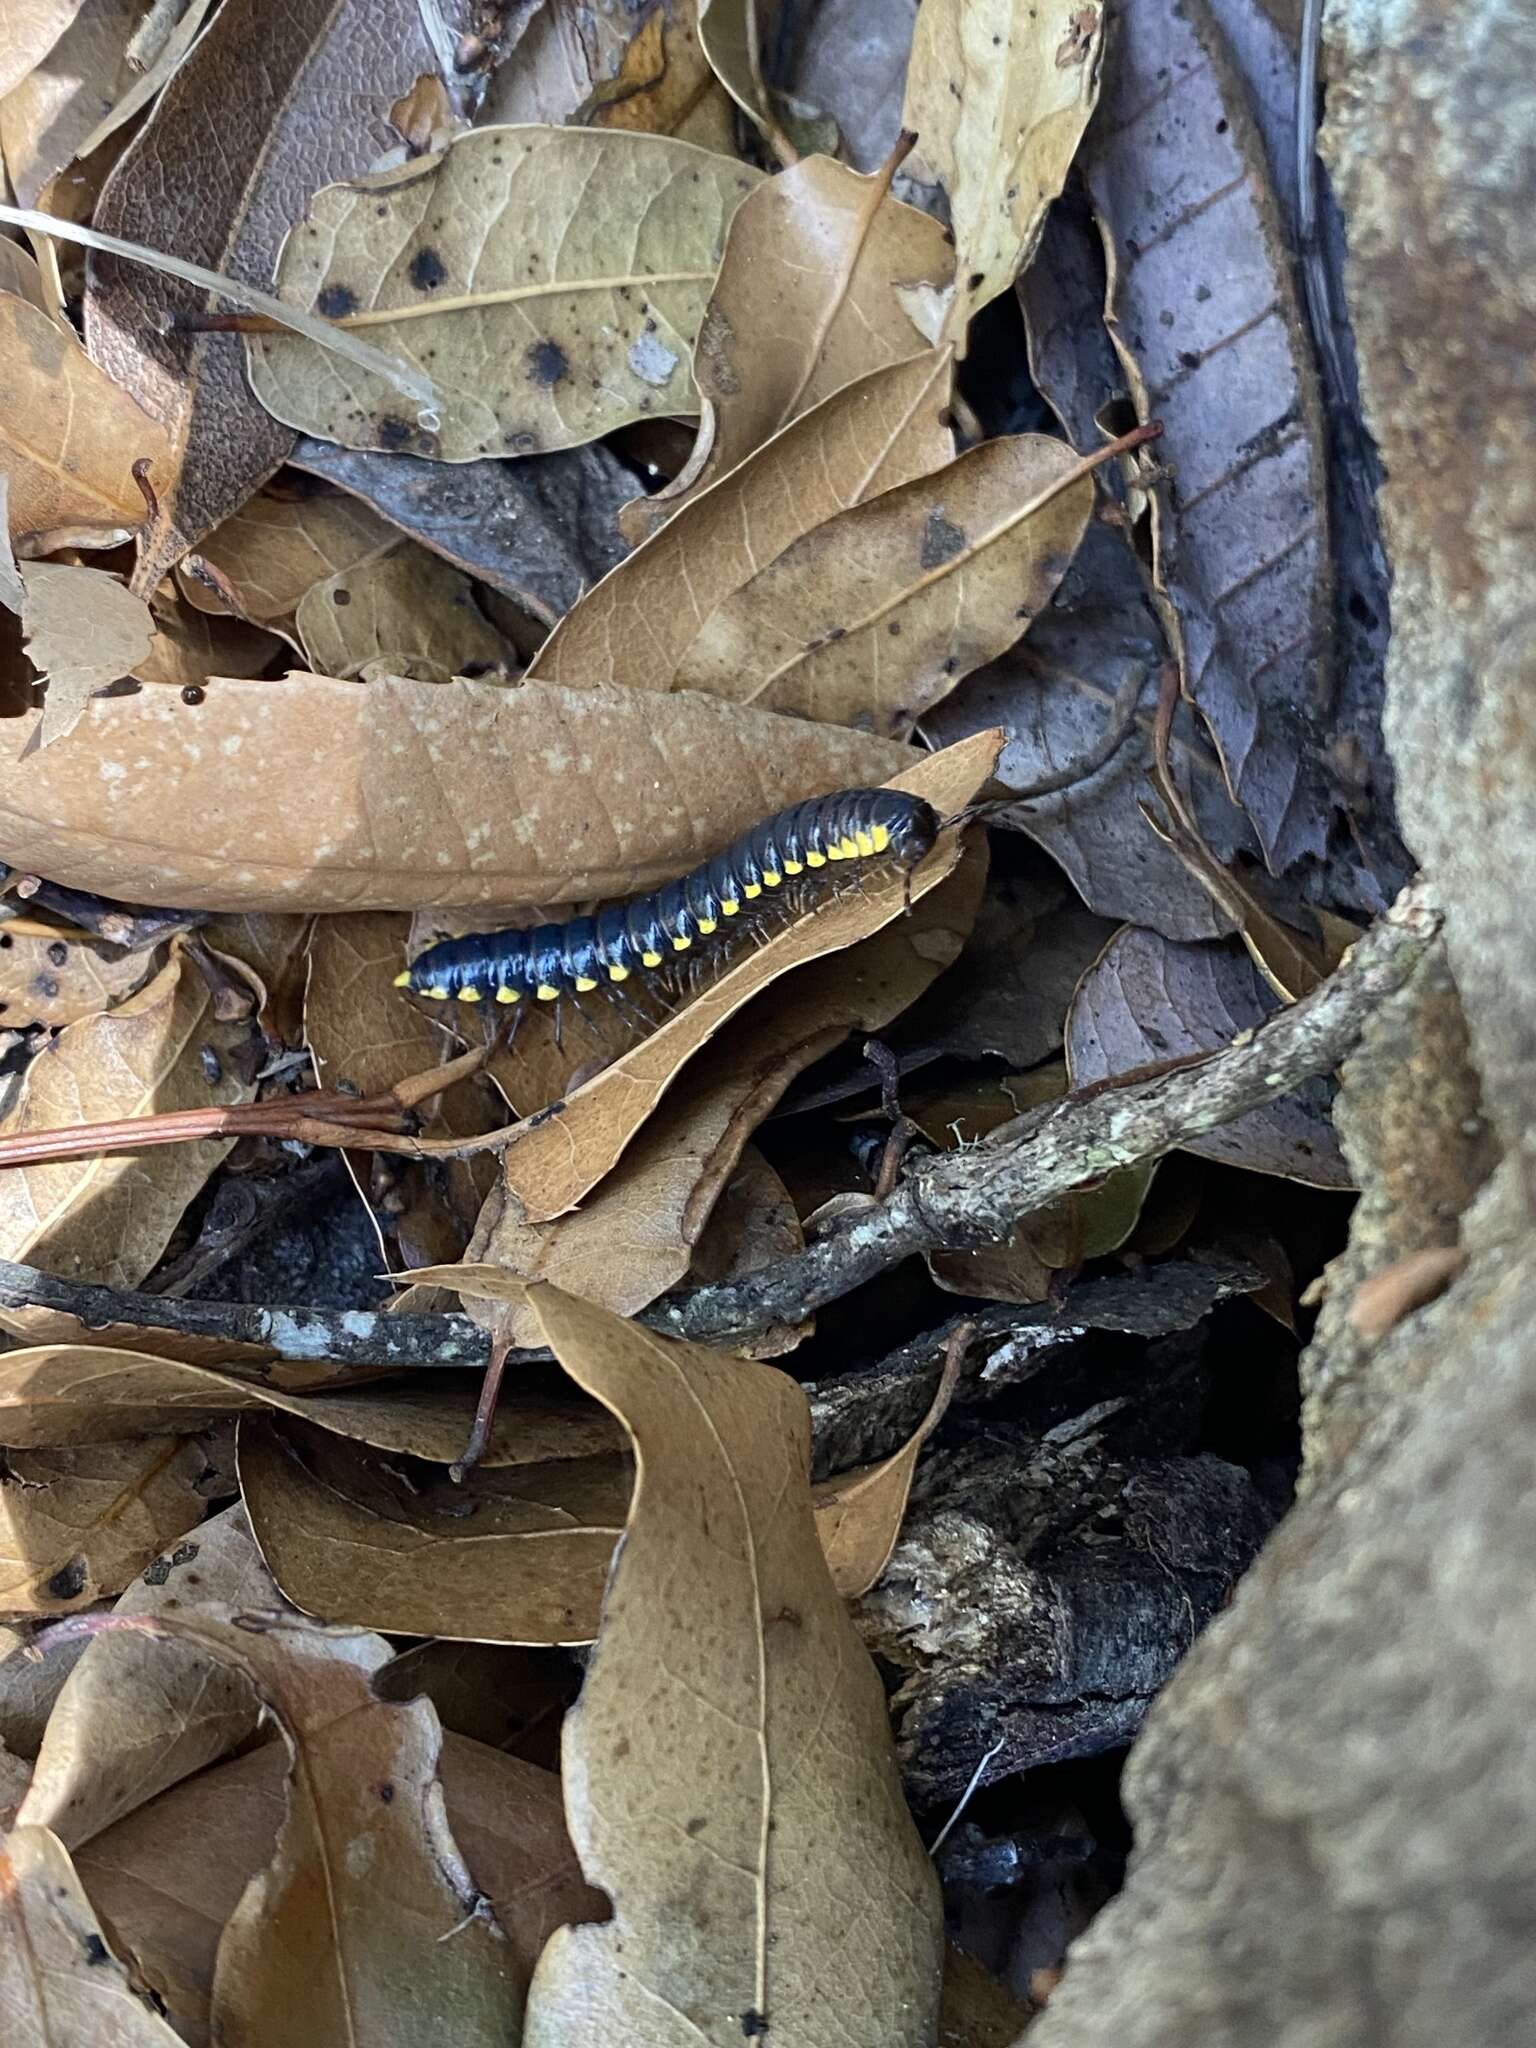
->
[394,787,944,1037]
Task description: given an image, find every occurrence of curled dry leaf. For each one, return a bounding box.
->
[1081,0,1333,869]
[0,0,89,101]
[670,431,1097,733]
[493,729,999,1224]
[0,1436,215,1614]
[0,289,170,551]
[290,436,637,627]
[629,152,953,538]
[73,1732,603,2048]
[0,948,253,1309]
[131,591,286,689]
[534,348,955,689]
[294,544,513,684]
[429,842,986,1337]
[0,672,909,910]
[246,127,763,462]
[0,916,156,1027]
[239,1414,634,1645]
[176,482,396,627]
[0,1824,186,2047]
[903,0,1104,345]
[84,0,475,590]
[0,1342,622,1463]
[1066,923,1350,1186]
[15,560,154,747]
[521,1284,943,2046]
[18,1504,273,1849]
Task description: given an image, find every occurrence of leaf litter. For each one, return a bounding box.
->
[0,0,1407,2031]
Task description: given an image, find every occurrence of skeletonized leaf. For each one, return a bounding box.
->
[533,349,954,689]
[494,730,999,1223]
[18,1505,272,1849]
[246,127,763,461]
[0,289,170,551]
[0,1437,215,1613]
[84,0,474,590]
[903,0,1104,344]
[0,948,252,1303]
[0,673,909,910]
[240,1415,633,1645]
[671,431,1097,731]
[0,1825,185,2046]
[439,844,986,1336]
[1066,923,1350,1186]
[294,544,513,684]
[16,560,154,746]
[631,152,952,536]
[521,1284,943,2046]
[0,916,157,1027]
[176,483,396,626]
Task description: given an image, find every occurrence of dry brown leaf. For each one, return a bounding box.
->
[246,127,763,461]
[0,916,156,1027]
[15,559,155,746]
[428,844,986,1337]
[131,591,284,689]
[494,730,1000,1223]
[74,1731,603,2048]
[0,1,88,100]
[18,1504,272,1849]
[0,947,252,1307]
[1,1621,93,1759]
[239,1414,633,1645]
[83,0,474,591]
[0,672,909,909]
[0,1437,214,1614]
[672,432,1097,732]
[294,544,514,684]
[587,0,737,151]
[0,239,52,311]
[696,0,798,156]
[687,1141,802,1285]
[177,484,397,626]
[521,1283,943,2045]
[535,349,953,683]
[0,1343,621,1464]
[0,1823,186,2046]
[0,289,169,550]
[813,1329,965,1597]
[903,0,1104,346]
[630,153,953,537]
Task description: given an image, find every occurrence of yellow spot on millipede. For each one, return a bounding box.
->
[536,984,559,1001]
[575,975,598,991]
[458,986,481,1002]
[642,950,663,967]
[608,963,630,982]
[496,987,520,1004]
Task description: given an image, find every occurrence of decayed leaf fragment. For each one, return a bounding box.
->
[294,544,513,684]
[0,916,156,1028]
[494,728,1000,1224]
[903,0,1104,344]
[84,0,476,589]
[534,349,955,688]
[0,673,909,910]
[0,1436,215,1613]
[0,1824,186,2046]
[12,559,155,746]
[521,1284,943,2046]
[246,126,763,461]
[630,150,954,535]
[0,288,170,550]
[176,482,397,628]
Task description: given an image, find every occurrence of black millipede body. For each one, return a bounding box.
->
[395,787,942,1013]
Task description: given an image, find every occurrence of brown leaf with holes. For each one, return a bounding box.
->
[628,154,953,539]
[0,672,909,909]
[73,1731,603,2048]
[0,947,253,1310]
[494,730,999,1223]
[84,0,473,591]
[0,289,168,553]
[519,1284,943,2045]
[0,1437,215,1613]
[0,1824,186,2046]
[245,127,763,462]
[239,1414,633,1645]
[535,349,953,683]
[176,483,396,627]
[18,1505,273,1850]
[295,544,514,684]
[673,432,1097,733]
[0,916,156,1027]
[903,0,1104,345]
[14,559,155,746]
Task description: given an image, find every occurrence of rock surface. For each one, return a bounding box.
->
[1019,0,1536,2040]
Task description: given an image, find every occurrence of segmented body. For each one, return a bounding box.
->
[396,788,940,1007]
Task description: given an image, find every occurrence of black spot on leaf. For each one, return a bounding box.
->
[919,508,967,570]
[410,247,448,292]
[48,1555,88,1601]
[526,339,569,386]
[317,284,358,319]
